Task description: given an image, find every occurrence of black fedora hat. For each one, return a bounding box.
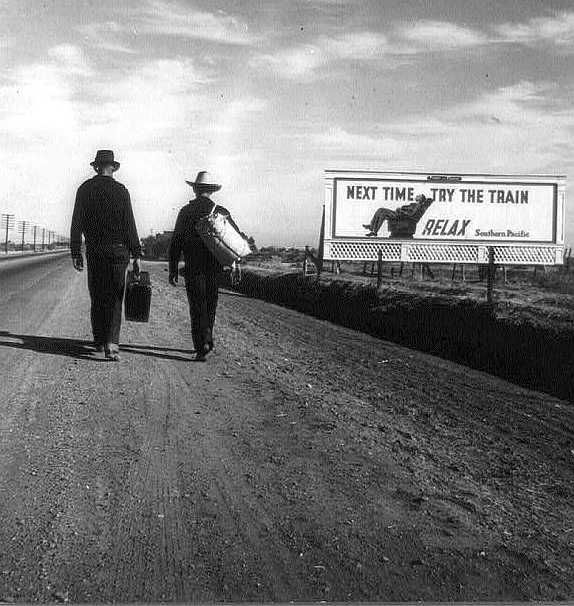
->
[90,149,120,170]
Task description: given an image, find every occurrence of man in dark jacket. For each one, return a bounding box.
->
[364,194,434,238]
[70,150,141,361]
[168,171,239,361]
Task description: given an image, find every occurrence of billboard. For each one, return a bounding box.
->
[322,171,566,265]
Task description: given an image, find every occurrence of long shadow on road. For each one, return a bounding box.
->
[0,330,195,362]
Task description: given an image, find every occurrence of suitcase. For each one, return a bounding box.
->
[124,270,152,322]
[195,207,251,266]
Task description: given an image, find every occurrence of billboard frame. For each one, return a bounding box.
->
[321,170,566,266]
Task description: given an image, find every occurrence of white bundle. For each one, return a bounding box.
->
[195,207,251,266]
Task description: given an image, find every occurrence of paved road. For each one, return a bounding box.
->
[0,257,573,602]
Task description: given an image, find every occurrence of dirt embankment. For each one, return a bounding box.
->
[232,267,574,401]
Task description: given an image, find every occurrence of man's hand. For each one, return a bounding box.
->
[168,272,178,286]
[72,255,84,272]
[230,261,241,286]
[133,257,140,278]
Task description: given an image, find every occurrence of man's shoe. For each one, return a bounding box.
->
[365,231,377,237]
[195,344,210,361]
[362,224,372,230]
[105,344,120,361]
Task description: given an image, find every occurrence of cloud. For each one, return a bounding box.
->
[494,11,574,48]
[251,31,392,80]
[397,20,488,51]
[78,1,262,52]
[310,81,574,175]
[47,44,92,76]
[251,21,488,81]
[0,63,81,140]
[311,126,402,159]
[0,42,270,235]
[133,0,263,46]
[78,21,138,54]
[81,58,213,150]
[207,97,267,135]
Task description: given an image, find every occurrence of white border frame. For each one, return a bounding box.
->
[323,170,566,265]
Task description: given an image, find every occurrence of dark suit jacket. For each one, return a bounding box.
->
[70,175,141,257]
[388,196,434,238]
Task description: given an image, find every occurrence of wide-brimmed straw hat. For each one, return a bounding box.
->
[186,171,221,191]
[90,149,120,171]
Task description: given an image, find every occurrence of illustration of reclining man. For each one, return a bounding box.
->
[363,193,434,238]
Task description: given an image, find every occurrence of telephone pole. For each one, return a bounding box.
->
[33,224,38,252]
[18,220,30,253]
[1,213,15,254]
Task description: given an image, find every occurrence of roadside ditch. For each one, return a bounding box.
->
[230,268,573,402]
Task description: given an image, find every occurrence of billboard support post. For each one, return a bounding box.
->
[317,205,325,276]
[486,247,496,305]
[377,249,383,289]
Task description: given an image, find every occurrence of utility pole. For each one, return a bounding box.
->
[18,220,30,253]
[42,227,46,251]
[1,213,15,254]
[33,224,38,252]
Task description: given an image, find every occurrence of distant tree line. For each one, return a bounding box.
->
[250,246,313,263]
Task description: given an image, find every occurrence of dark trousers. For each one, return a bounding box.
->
[86,247,129,345]
[367,208,396,234]
[185,271,220,352]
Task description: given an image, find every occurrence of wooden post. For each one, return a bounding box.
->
[486,247,495,305]
[377,249,383,289]
[316,205,325,277]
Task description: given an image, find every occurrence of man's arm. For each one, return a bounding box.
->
[123,189,142,259]
[70,185,85,259]
[410,195,433,222]
[168,208,185,282]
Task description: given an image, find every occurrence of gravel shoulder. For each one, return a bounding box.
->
[0,259,572,602]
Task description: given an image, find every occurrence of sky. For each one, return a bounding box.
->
[0,0,573,247]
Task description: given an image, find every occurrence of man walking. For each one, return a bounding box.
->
[168,171,239,362]
[70,150,141,361]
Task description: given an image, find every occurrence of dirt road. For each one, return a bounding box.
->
[0,257,573,602]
